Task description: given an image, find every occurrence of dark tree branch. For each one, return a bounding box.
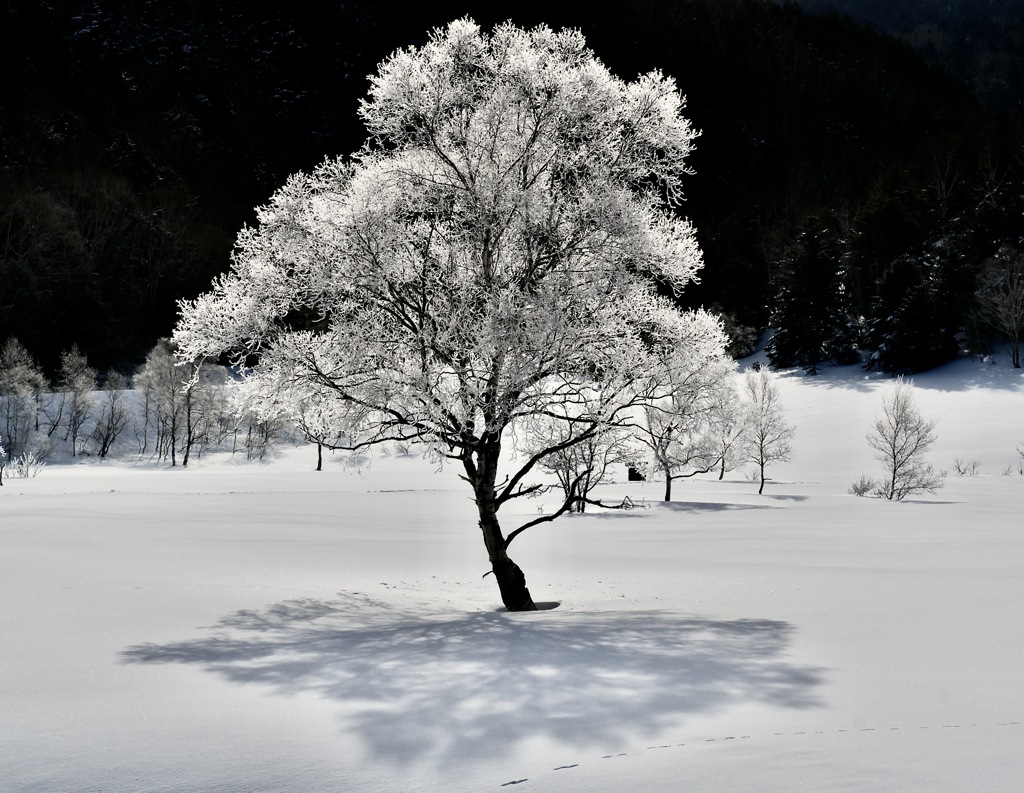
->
[495,422,598,507]
[504,468,589,548]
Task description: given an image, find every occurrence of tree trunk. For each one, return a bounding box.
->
[480,510,537,612]
[469,441,537,612]
[758,461,766,495]
[182,424,192,467]
[316,441,323,471]
[664,472,673,501]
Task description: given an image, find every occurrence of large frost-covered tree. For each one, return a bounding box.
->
[174,19,725,610]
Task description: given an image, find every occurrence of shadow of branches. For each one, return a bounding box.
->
[657,500,782,513]
[121,593,824,769]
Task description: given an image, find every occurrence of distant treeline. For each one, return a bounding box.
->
[785,0,1024,112]
[0,337,286,467]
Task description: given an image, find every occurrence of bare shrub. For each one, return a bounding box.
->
[849,474,877,497]
[952,459,981,476]
[10,450,45,478]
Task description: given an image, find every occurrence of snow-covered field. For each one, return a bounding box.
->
[3,356,1024,792]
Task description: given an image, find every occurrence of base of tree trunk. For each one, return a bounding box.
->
[493,557,538,612]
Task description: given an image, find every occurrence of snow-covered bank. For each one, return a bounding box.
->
[2,358,1023,792]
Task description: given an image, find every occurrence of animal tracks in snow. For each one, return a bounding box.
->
[498,721,1023,788]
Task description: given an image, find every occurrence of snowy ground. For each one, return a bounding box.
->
[3,356,1024,792]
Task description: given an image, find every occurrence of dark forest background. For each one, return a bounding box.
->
[2,0,1023,375]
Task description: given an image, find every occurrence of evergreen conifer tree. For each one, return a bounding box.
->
[767,217,857,373]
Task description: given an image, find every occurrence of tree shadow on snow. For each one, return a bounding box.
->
[912,360,1024,393]
[120,593,825,769]
[657,500,781,513]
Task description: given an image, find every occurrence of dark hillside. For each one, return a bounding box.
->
[784,0,1024,111]
[1,0,1017,373]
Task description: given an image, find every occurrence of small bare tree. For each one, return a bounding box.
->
[709,378,751,480]
[134,339,185,465]
[57,346,96,456]
[290,395,345,471]
[0,338,47,457]
[91,371,132,458]
[532,419,636,512]
[744,367,794,494]
[867,377,942,500]
[180,359,230,467]
[633,355,734,501]
[231,368,362,470]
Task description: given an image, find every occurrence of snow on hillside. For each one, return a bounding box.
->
[2,357,1023,792]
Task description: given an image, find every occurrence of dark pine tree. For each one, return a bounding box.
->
[767,216,858,373]
[865,252,966,373]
